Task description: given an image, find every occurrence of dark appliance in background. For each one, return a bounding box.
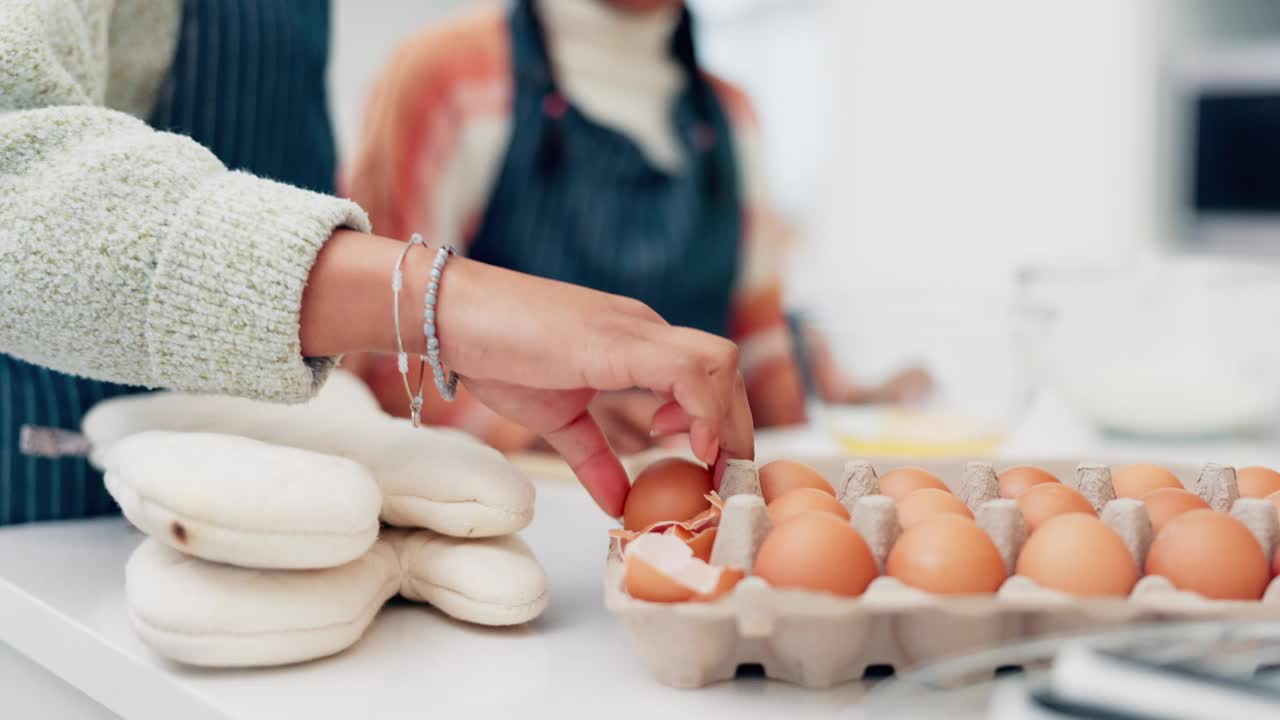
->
[1185,47,1280,254]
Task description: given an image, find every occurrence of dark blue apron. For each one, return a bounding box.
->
[466,0,741,337]
[0,0,337,525]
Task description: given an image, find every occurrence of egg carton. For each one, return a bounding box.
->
[604,458,1280,689]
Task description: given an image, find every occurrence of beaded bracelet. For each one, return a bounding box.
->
[392,234,429,427]
[425,245,460,402]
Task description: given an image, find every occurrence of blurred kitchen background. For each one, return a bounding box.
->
[329,0,1280,454]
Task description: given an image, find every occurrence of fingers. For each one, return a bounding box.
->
[620,341,723,465]
[594,403,654,455]
[713,372,754,489]
[649,371,753,489]
[650,401,690,436]
[662,330,750,472]
[624,326,751,470]
[543,411,630,518]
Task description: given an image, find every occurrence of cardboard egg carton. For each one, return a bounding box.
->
[604,458,1280,689]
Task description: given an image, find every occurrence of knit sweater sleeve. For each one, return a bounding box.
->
[0,0,371,403]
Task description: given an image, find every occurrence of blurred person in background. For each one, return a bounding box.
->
[344,0,931,455]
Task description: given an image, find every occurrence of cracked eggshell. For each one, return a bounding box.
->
[671,526,718,563]
[624,534,737,603]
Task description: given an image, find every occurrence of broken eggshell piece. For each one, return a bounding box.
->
[608,492,723,546]
[670,525,718,563]
[623,533,742,603]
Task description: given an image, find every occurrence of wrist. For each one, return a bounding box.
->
[299,228,486,375]
[301,230,429,356]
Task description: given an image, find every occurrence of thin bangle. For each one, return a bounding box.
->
[393,233,428,427]
[425,245,460,402]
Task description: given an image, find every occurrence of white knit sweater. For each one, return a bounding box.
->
[0,0,370,403]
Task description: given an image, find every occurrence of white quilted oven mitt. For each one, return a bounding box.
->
[126,528,547,667]
[84,370,535,538]
[104,432,382,569]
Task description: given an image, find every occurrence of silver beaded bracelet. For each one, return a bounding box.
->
[425,244,460,403]
[392,235,462,427]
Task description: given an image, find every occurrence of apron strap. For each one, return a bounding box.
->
[515,0,723,199]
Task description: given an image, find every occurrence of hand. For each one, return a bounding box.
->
[300,231,754,517]
[525,391,663,457]
[587,391,666,457]
[438,258,753,516]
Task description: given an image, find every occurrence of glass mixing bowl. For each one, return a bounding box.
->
[1013,255,1280,439]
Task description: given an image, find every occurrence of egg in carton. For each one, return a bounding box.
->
[604,458,1280,689]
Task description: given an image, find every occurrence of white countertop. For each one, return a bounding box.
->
[0,475,868,720]
[4,393,1280,719]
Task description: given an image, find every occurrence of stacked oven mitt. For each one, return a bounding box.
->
[81,371,547,668]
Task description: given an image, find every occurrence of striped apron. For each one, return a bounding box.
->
[466,0,741,337]
[0,0,337,526]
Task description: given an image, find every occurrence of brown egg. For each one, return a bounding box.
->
[623,458,712,531]
[1274,546,1280,579]
[998,466,1059,499]
[759,460,833,503]
[1237,466,1280,499]
[879,467,949,500]
[1015,514,1138,597]
[896,488,974,529]
[768,488,851,525]
[1142,488,1210,535]
[1146,509,1269,600]
[754,512,877,597]
[886,514,1005,595]
[1017,483,1096,533]
[1112,463,1182,498]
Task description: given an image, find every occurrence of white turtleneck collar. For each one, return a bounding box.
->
[537,0,688,172]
